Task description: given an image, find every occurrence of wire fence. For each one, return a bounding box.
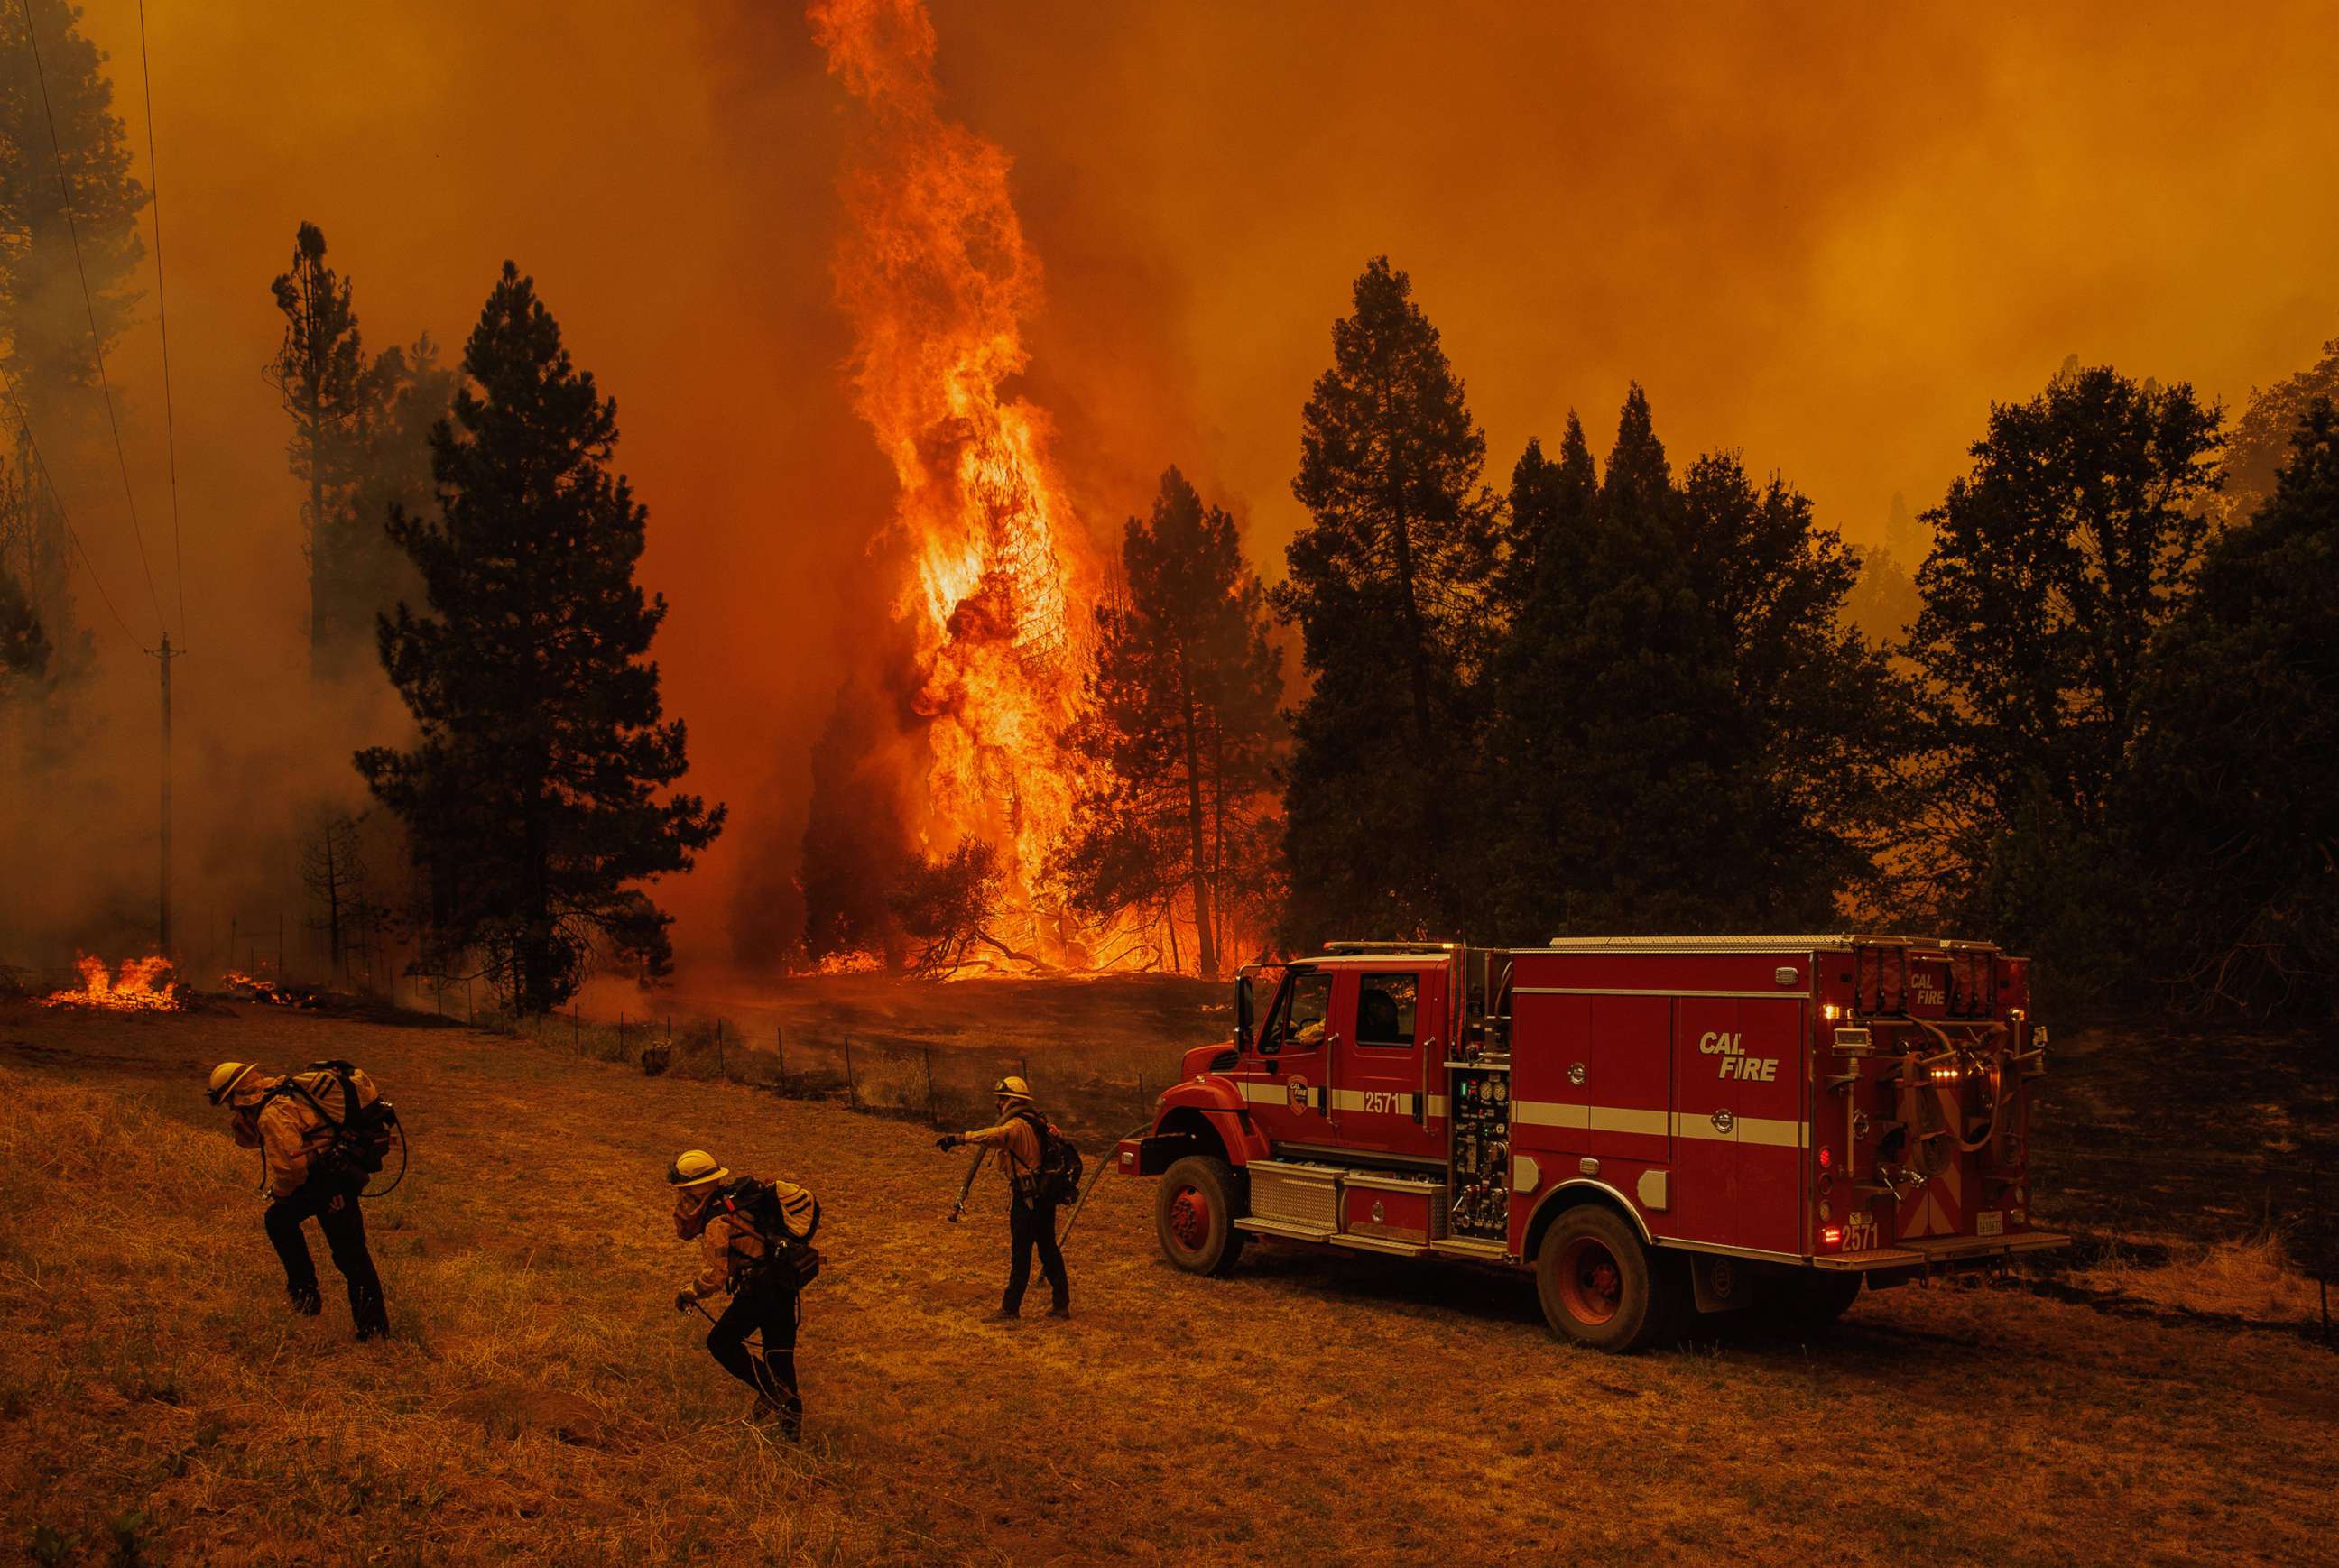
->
[494,1004,1188,1145]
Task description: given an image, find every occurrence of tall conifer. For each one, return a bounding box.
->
[1275,257,1498,942]
[357,263,723,1011]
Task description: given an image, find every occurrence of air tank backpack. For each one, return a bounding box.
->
[265,1060,402,1185]
[1014,1109,1085,1205]
[713,1177,823,1290]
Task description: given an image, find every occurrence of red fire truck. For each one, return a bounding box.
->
[1114,936,2066,1350]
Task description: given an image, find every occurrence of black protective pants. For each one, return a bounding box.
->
[263,1177,387,1334]
[706,1268,801,1435]
[1003,1194,1068,1315]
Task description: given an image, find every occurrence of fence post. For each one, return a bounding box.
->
[923,1046,937,1128]
[619,1012,626,1057]
[776,1025,785,1084]
[573,1007,581,1054]
[466,978,473,1025]
[716,1020,726,1080]
[845,1034,857,1110]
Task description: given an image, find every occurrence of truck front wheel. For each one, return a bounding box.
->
[1536,1205,1678,1351]
[1156,1155,1246,1276]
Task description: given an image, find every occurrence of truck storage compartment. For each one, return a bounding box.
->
[1342,1170,1446,1244]
[1246,1161,1343,1233]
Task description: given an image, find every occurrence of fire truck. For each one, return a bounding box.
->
[1114,936,2066,1351]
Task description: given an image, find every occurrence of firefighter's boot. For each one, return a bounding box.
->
[984,1307,1020,1324]
[289,1285,323,1317]
[1046,1301,1070,1320]
[351,1287,390,1342]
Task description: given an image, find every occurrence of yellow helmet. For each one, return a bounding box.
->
[666,1148,729,1188]
[207,1061,260,1105]
[994,1075,1032,1105]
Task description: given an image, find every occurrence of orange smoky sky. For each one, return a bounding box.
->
[10,0,2337,970]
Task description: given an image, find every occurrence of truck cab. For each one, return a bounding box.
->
[1117,935,2068,1351]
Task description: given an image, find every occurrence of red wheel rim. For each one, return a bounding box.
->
[1168,1184,1211,1252]
[1557,1235,1623,1325]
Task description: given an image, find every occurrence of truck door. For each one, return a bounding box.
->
[1249,966,1339,1148]
[1330,966,1447,1161]
[1673,998,1806,1255]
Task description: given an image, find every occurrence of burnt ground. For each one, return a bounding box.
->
[2033,1020,2339,1270]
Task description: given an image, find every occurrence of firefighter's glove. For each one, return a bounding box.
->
[674,1291,695,1315]
[936,1134,963,1151]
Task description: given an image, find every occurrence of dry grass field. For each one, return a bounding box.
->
[4,996,2335,1565]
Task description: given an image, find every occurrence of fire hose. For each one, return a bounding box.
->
[1056,1122,1152,1249]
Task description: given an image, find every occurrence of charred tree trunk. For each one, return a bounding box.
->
[1175,642,1219,978]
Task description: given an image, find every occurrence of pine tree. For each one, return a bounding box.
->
[2218,333,2339,529]
[1908,364,2222,950]
[268,224,448,683]
[2126,400,2339,1014]
[1057,466,1282,975]
[1275,257,1498,942]
[1483,388,1909,937]
[0,0,146,682]
[356,263,724,1012]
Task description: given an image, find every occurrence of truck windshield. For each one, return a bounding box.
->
[1263,971,1333,1053]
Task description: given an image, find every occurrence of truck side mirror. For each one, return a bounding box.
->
[1234,975,1254,1051]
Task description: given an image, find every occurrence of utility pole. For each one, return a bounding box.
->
[156,634,182,955]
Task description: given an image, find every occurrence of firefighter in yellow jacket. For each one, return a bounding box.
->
[206,1061,390,1340]
[937,1075,1069,1322]
[669,1149,818,1437]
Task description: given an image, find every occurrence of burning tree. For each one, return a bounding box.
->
[799,0,1107,969]
[356,263,725,1013]
[1055,468,1283,976]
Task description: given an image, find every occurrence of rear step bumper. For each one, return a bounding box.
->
[1810,1231,2071,1272]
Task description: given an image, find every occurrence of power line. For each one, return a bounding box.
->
[0,361,143,651]
[135,0,185,637]
[19,0,167,641]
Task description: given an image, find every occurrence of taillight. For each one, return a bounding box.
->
[1817,1145,1834,1171]
[1819,1224,1844,1249]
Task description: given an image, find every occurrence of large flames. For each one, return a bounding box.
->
[810,0,1102,965]
[39,955,185,1012]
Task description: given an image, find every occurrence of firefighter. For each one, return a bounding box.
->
[936,1075,1069,1323]
[205,1061,390,1341]
[669,1149,818,1437]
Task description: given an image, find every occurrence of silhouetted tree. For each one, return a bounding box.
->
[890,838,1005,977]
[1484,388,1909,936]
[2219,333,2339,529]
[1908,364,2222,957]
[0,0,145,687]
[2127,401,2339,1015]
[1275,257,1499,943]
[1057,467,1283,975]
[357,263,724,1012]
[267,224,451,683]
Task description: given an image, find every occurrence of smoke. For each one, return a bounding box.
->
[5,0,2336,977]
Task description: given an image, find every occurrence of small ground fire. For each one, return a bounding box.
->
[38,955,184,1011]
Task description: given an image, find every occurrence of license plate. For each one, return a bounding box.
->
[1977,1211,2003,1237]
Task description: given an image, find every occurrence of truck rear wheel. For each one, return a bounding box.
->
[1536,1205,1677,1351]
[1156,1155,1246,1276]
